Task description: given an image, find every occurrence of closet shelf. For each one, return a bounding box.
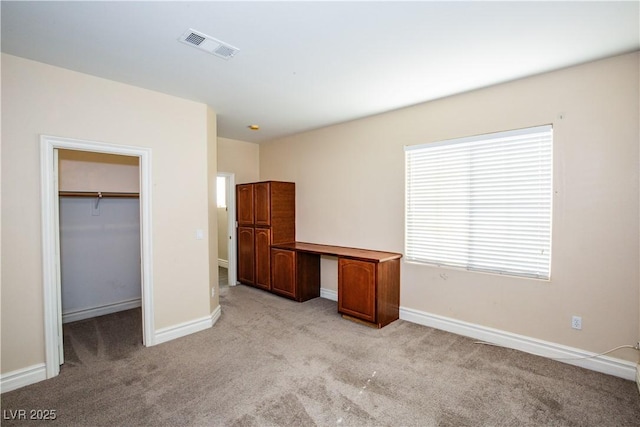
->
[59,191,139,198]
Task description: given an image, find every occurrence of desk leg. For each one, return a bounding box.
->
[296,252,320,302]
[376,259,400,327]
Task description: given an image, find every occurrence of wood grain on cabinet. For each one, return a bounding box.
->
[237,226,255,284]
[271,248,320,302]
[295,252,321,302]
[338,257,400,328]
[271,242,401,328]
[375,258,401,328]
[237,184,254,225]
[254,182,271,226]
[338,259,376,323]
[270,242,401,263]
[271,249,296,298]
[254,228,271,290]
[236,181,295,291]
[269,181,295,244]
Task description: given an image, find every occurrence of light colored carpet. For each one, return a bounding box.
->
[2,284,639,426]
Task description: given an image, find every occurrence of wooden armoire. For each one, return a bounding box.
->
[236,181,295,290]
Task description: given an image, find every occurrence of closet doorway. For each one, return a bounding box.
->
[58,150,141,365]
[217,172,237,288]
[41,135,154,380]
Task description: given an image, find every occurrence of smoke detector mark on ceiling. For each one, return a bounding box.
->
[179,29,239,60]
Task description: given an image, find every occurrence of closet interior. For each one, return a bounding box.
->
[58,150,141,326]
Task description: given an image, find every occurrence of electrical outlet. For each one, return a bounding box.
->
[571,315,582,330]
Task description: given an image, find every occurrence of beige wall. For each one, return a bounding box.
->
[1,54,215,374]
[207,106,219,311]
[58,149,139,192]
[218,207,229,262]
[217,137,259,184]
[217,136,259,268]
[261,52,640,362]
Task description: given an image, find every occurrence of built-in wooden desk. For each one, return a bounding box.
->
[270,242,402,328]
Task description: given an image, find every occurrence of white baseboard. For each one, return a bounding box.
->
[0,363,47,393]
[636,364,640,394]
[154,305,222,345]
[218,259,229,268]
[211,305,222,326]
[400,306,636,381]
[320,288,337,301]
[62,298,142,324]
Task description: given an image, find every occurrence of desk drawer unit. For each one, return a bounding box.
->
[271,248,320,302]
[338,258,400,328]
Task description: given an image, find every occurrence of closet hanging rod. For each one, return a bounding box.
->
[58,191,139,198]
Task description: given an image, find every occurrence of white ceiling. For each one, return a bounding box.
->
[2,1,639,143]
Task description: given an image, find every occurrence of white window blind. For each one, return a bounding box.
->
[405,125,553,280]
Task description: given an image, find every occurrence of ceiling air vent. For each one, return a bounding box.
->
[179,29,239,60]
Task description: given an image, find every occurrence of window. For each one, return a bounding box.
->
[217,176,227,208]
[405,125,552,280]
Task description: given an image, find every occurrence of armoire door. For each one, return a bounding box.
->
[237,226,255,284]
[254,182,271,226]
[237,184,254,226]
[254,227,271,290]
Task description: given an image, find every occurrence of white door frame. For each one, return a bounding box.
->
[40,135,155,379]
[218,172,237,286]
